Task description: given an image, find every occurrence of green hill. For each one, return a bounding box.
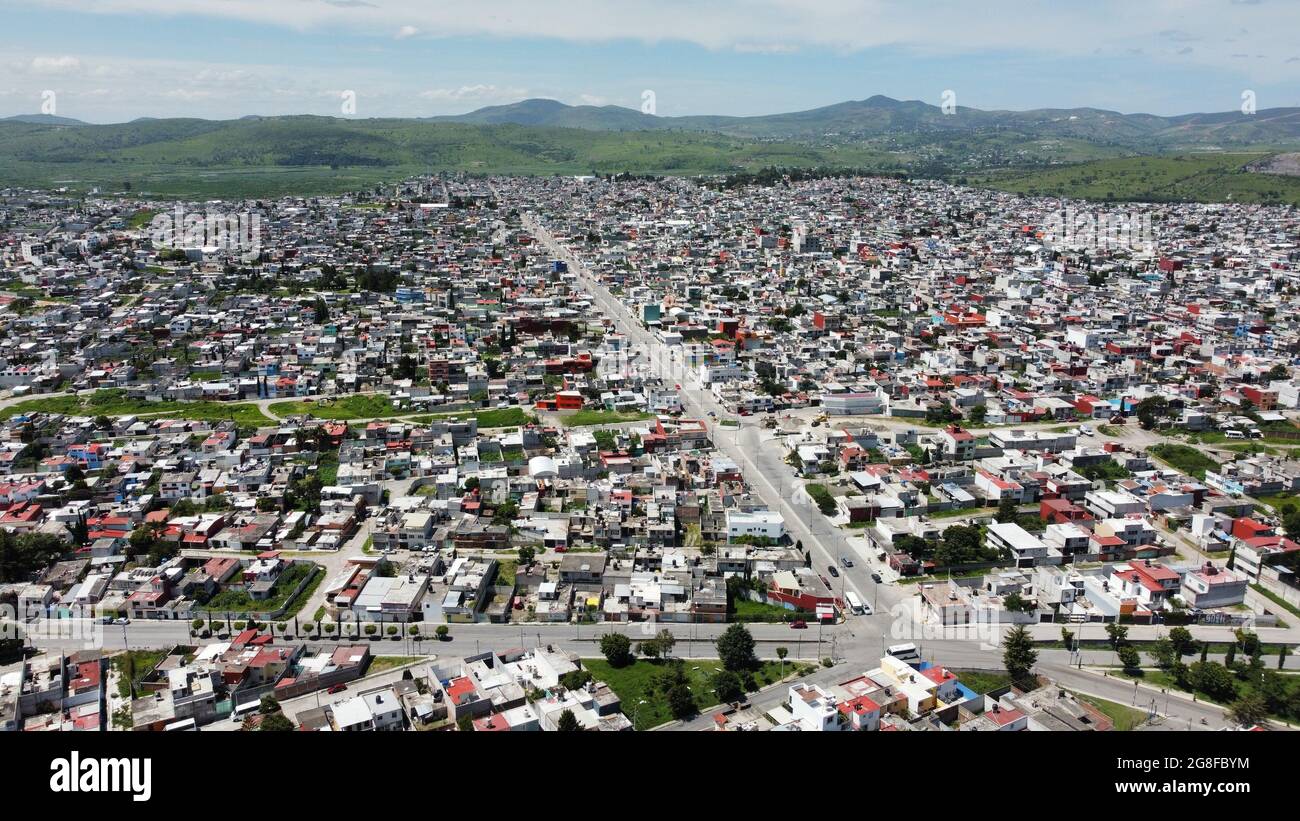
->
[0,116,909,198]
[966,152,1300,206]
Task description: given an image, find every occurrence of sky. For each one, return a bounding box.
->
[2,0,1300,123]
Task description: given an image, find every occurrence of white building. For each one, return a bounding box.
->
[725,509,786,543]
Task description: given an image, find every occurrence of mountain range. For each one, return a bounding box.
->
[3,96,1300,200]
[430,95,1300,148]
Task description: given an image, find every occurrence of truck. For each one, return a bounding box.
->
[844,591,867,615]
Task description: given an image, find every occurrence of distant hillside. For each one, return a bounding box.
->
[967,153,1300,207]
[1,114,87,126]
[433,95,1300,149]
[0,116,907,198]
[5,96,1300,200]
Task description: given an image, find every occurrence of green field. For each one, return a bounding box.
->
[1148,443,1219,479]
[732,599,817,623]
[269,394,403,420]
[583,657,789,730]
[367,656,423,675]
[952,669,1012,695]
[1072,692,1148,731]
[560,409,656,427]
[204,563,322,616]
[5,389,273,426]
[968,152,1300,206]
[803,483,838,516]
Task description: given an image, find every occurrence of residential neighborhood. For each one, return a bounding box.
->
[2,171,1299,738]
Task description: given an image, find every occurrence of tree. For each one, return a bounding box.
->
[1151,637,1176,670]
[1002,625,1038,687]
[435,625,449,641]
[1003,591,1034,612]
[638,637,662,660]
[258,695,281,714]
[1105,622,1129,648]
[555,709,582,732]
[776,646,789,677]
[666,684,695,720]
[1117,644,1142,672]
[600,632,633,668]
[1060,627,1075,649]
[995,496,1018,523]
[1188,661,1236,702]
[517,545,535,565]
[559,670,592,691]
[654,629,676,660]
[712,669,743,703]
[934,523,988,566]
[492,500,519,526]
[715,623,757,672]
[1227,693,1269,727]
[1167,626,1195,656]
[258,711,294,731]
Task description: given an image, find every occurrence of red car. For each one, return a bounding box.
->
[790,620,807,629]
[327,684,348,694]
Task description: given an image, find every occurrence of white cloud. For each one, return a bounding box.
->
[30,55,83,74]
[394,25,419,40]
[18,0,1299,70]
[418,84,528,101]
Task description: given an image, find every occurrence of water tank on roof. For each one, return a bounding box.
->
[528,456,558,479]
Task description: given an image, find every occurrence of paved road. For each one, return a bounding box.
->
[524,213,899,621]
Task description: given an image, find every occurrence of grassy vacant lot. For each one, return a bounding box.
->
[1248,491,1299,512]
[803,482,838,515]
[367,656,423,675]
[112,649,169,698]
[583,657,788,730]
[1148,443,1219,479]
[204,563,322,616]
[560,409,656,427]
[952,669,1011,695]
[269,394,400,420]
[732,598,816,623]
[6,389,274,426]
[1072,692,1149,731]
[928,505,994,519]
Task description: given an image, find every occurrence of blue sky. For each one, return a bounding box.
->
[3,0,1299,122]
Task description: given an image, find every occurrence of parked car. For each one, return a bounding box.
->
[871,573,883,584]
[790,620,807,629]
[327,684,348,694]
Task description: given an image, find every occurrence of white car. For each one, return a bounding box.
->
[1079,425,1094,436]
